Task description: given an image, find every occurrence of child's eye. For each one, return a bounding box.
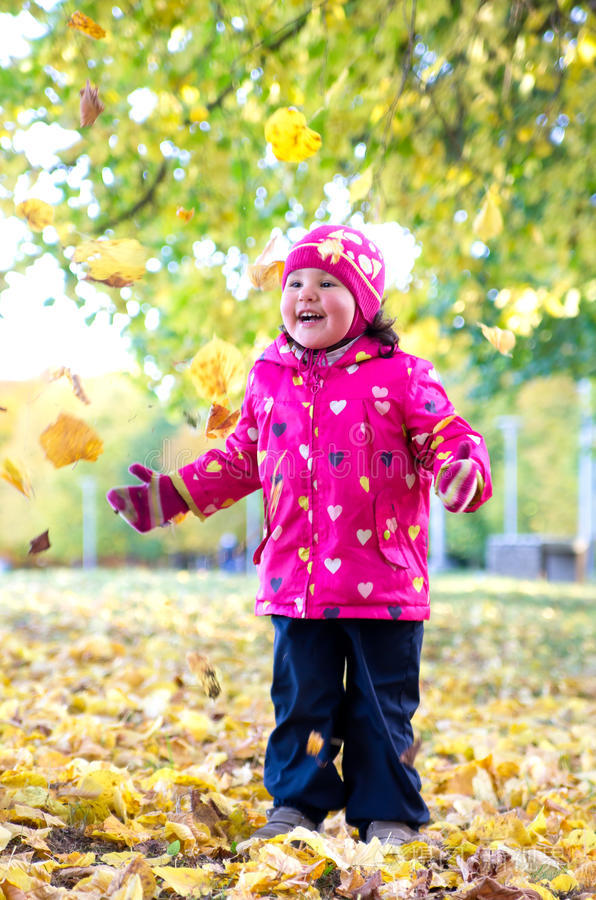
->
[289,280,302,288]
[321,281,335,288]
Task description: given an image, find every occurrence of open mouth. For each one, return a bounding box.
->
[298,313,324,323]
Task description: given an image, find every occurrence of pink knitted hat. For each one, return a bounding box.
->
[282,225,385,330]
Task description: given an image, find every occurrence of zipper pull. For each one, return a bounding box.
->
[310,373,322,394]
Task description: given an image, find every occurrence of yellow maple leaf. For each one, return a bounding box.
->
[189,337,245,406]
[473,186,503,241]
[73,239,147,288]
[1,458,33,498]
[15,199,54,232]
[39,413,103,468]
[68,10,106,39]
[478,322,516,356]
[264,107,322,162]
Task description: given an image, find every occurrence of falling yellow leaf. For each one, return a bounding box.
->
[68,10,106,39]
[1,458,33,498]
[247,260,285,290]
[349,167,373,204]
[187,651,221,699]
[80,79,105,127]
[306,730,324,756]
[478,322,516,356]
[176,206,195,223]
[73,239,148,288]
[205,403,240,439]
[247,234,285,290]
[39,412,104,468]
[473,186,503,241]
[264,107,322,162]
[189,337,245,406]
[15,199,54,232]
[48,367,91,404]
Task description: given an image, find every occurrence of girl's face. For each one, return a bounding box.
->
[281,267,356,349]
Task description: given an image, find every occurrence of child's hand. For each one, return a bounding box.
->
[107,463,188,533]
[435,441,484,513]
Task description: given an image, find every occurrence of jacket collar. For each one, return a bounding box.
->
[260,332,383,369]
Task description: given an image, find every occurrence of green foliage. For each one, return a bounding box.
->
[0,0,594,397]
[441,372,582,565]
[0,374,250,565]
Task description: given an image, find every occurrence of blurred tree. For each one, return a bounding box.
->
[0,0,594,404]
[0,374,247,565]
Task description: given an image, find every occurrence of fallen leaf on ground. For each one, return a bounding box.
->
[39,413,104,467]
[106,856,156,898]
[459,876,542,899]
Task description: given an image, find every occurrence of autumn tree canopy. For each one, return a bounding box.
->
[1,0,595,402]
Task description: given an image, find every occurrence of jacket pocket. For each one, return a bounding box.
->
[374,487,408,568]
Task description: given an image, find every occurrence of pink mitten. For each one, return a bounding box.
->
[107,463,188,533]
[435,441,484,513]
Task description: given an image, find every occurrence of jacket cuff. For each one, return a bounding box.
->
[170,472,205,520]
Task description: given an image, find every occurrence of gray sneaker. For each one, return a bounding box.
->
[366,820,420,845]
[237,806,321,851]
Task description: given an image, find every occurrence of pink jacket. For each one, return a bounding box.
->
[172,334,492,621]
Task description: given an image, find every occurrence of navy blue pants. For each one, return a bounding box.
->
[264,616,430,838]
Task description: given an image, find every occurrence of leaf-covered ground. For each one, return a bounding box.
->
[0,569,594,899]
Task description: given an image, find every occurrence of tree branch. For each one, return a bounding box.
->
[188,7,313,121]
[94,160,168,234]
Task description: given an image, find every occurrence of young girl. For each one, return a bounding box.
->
[107,224,492,846]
